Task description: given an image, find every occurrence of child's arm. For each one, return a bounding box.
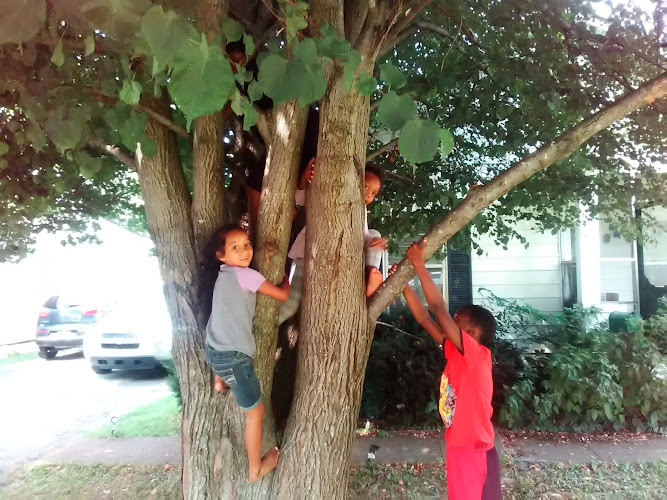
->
[406,238,463,351]
[403,283,446,344]
[388,264,445,344]
[258,276,290,303]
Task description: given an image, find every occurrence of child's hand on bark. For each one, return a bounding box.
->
[298,158,315,190]
[406,238,427,265]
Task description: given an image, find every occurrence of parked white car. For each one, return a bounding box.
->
[83,295,172,374]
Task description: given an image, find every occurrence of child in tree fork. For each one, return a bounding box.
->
[390,238,502,500]
[204,224,290,482]
[279,159,388,324]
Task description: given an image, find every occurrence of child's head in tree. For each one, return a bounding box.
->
[364,162,384,206]
[213,224,253,268]
[226,40,247,70]
[453,304,497,348]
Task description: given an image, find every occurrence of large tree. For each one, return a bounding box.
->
[1,1,666,498]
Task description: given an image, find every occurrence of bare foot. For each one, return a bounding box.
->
[249,447,280,482]
[366,267,383,297]
[214,375,229,391]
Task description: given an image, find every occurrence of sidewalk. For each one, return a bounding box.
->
[41,433,667,467]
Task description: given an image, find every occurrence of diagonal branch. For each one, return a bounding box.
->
[133,102,191,140]
[89,139,137,171]
[366,138,398,160]
[384,0,433,45]
[82,87,191,140]
[368,72,667,319]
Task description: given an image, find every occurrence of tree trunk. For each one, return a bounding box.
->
[272,64,375,498]
[136,95,253,500]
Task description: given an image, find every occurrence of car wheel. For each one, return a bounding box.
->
[40,347,58,360]
[92,366,112,375]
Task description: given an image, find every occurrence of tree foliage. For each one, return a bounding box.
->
[0,1,664,261]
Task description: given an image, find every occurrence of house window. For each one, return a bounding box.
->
[599,221,638,305]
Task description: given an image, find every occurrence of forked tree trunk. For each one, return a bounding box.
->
[271,62,376,498]
[137,95,255,499]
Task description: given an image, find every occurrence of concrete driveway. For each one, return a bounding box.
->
[0,348,170,480]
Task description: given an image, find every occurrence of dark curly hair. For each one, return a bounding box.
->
[457,304,497,349]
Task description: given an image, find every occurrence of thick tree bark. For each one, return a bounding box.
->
[271,65,375,499]
[253,102,309,390]
[136,95,249,500]
[369,71,667,319]
[192,111,225,271]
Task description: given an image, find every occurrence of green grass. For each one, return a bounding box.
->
[0,351,38,369]
[86,395,181,438]
[0,464,181,499]
[3,460,665,499]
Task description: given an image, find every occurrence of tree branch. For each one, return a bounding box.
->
[133,102,191,140]
[82,87,192,140]
[366,138,398,160]
[88,139,137,171]
[383,0,432,49]
[368,72,667,319]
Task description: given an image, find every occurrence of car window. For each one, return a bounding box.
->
[42,296,59,309]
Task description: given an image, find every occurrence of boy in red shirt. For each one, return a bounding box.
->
[395,238,501,499]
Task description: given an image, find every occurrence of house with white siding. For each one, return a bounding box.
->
[388,205,667,321]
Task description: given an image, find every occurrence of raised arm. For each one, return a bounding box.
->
[403,283,446,344]
[388,264,445,344]
[406,239,463,351]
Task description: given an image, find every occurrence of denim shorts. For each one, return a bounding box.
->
[205,345,261,411]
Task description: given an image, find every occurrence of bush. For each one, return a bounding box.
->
[162,359,182,406]
[491,291,667,433]
[360,303,523,427]
[360,305,443,427]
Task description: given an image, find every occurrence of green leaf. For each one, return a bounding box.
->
[319,21,337,39]
[344,49,362,71]
[318,35,351,60]
[168,43,235,121]
[230,91,244,116]
[140,6,199,68]
[119,80,142,105]
[51,41,65,67]
[285,4,308,37]
[0,159,7,170]
[293,38,318,66]
[45,108,87,153]
[257,54,295,103]
[234,67,253,84]
[119,112,148,151]
[0,0,46,45]
[291,61,327,107]
[377,91,418,132]
[26,125,47,152]
[247,81,264,102]
[241,102,258,131]
[355,72,377,96]
[0,142,8,156]
[379,63,407,90]
[221,17,244,43]
[398,119,441,164]
[243,33,255,56]
[84,34,95,56]
[439,129,455,156]
[140,138,157,158]
[343,67,354,92]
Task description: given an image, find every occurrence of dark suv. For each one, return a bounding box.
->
[35,296,107,359]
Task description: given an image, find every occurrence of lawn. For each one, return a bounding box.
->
[0,351,38,369]
[2,461,665,499]
[86,395,181,438]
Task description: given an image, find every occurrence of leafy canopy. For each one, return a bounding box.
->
[0,0,665,261]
